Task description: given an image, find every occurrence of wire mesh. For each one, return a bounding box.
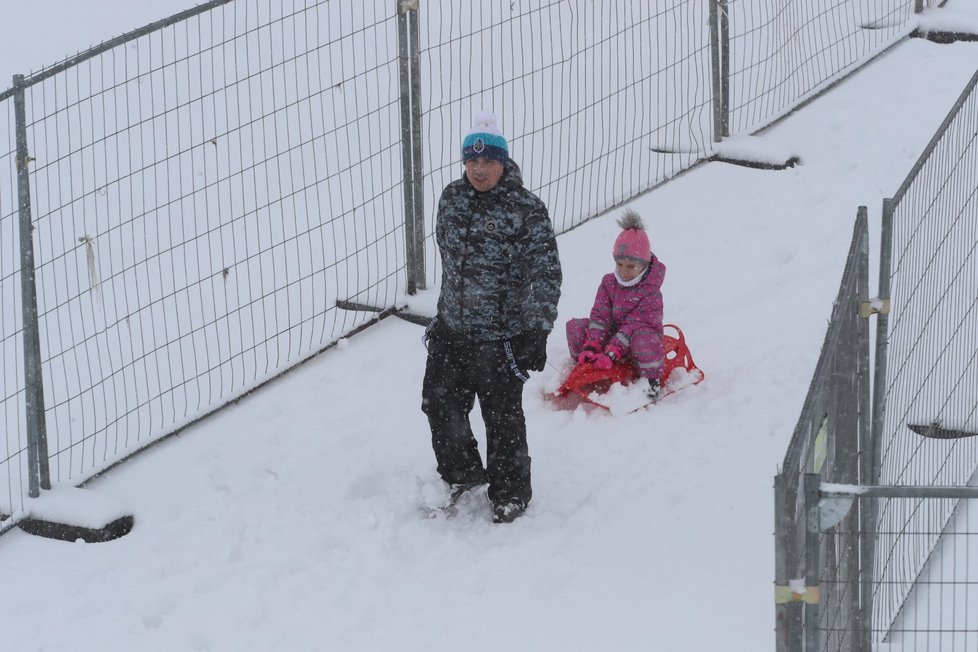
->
[776,215,870,651]
[416,0,716,288]
[1,96,28,528]
[817,519,862,652]
[780,215,868,488]
[825,496,978,651]
[726,0,915,136]
[872,69,978,643]
[0,0,406,509]
[0,0,928,529]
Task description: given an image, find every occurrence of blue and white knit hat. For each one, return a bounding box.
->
[462,111,509,164]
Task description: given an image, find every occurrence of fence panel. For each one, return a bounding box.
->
[1,96,28,529]
[417,0,716,287]
[826,492,978,651]
[872,68,978,642]
[0,0,928,532]
[727,0,915,136]
[0,0,406,525]
[776,212,870,652]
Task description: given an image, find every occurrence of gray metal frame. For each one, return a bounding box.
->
[12,75,50,498]
[709,0,730,141]
[398,0,425,294]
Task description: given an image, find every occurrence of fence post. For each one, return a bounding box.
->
[709,0,730,141]
[804,473,821,651]
[871,198,894,487]
[13,74,51,497]
[860,198,895,651]
[397,0,425,294]
[408,1,425,292]
[855,206,873,652]
[774,473,791,652]
[719,0,730,137]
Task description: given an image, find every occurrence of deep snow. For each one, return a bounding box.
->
[2,4,978,651]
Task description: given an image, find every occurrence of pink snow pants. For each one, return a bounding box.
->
[565,317,664,381]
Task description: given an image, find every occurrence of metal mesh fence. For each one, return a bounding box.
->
[0,0,406,524]
[820,493,978,651]
[871,67,978,643]
[417,0,716,288]
[0,0,924,531]
[727,0,914,135]
[775,66,978,652]
[1,97,27,533]
[776,213,870,652]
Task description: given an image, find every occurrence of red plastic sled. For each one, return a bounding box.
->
[548,324,704,412]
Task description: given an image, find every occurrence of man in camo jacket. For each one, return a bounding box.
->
[422,111,562,524]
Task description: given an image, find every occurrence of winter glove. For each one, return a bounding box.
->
[519,329,550,372]
[592,353,614,370]
[577,337,602,365]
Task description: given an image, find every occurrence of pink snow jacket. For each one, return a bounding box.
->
[585,256,666,360]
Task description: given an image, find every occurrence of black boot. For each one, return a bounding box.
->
[646,378,661,401]
[491,499,526,524]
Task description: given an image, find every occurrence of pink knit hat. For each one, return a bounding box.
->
[612,209,651,263]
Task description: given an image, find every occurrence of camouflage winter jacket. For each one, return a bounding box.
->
[435,159,562,341]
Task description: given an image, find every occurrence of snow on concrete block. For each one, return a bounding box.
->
[710,135,801,170]
[914,6,978,43]
[19,486,134,543]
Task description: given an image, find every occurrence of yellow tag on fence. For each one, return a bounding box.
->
[774,584,820,604]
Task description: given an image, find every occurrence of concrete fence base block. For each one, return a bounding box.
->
[395,310,433,326]
[19,514,134,543]
[710,153,801,170]
[19,486,134,543]
[710,135,801,171]
[913,6,978,45]
[914,30,978,44]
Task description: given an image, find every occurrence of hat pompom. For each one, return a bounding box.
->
[472,111,502,134]
[616,209,645,232]
[613,209,651,263]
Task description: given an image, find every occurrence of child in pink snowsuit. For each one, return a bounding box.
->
[566,209,666,398]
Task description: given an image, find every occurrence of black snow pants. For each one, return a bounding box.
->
[422,334,531,507]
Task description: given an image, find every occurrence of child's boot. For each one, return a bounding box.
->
[646,378,661,401]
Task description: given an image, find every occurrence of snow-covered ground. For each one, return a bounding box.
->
[2,4,978,651]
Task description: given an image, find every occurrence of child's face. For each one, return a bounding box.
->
[615,258,647,282]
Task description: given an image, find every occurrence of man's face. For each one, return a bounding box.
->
[464,157,505,192]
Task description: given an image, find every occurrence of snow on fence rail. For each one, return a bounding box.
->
[1,0,919,533]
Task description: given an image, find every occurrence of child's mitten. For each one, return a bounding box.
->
[592,353,614,370]
[577,337,602,364]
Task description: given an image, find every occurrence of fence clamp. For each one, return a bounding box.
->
[859,297,890,318]
[15,153,35,171]
[400,0,418,12]
[774,580,820,604]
